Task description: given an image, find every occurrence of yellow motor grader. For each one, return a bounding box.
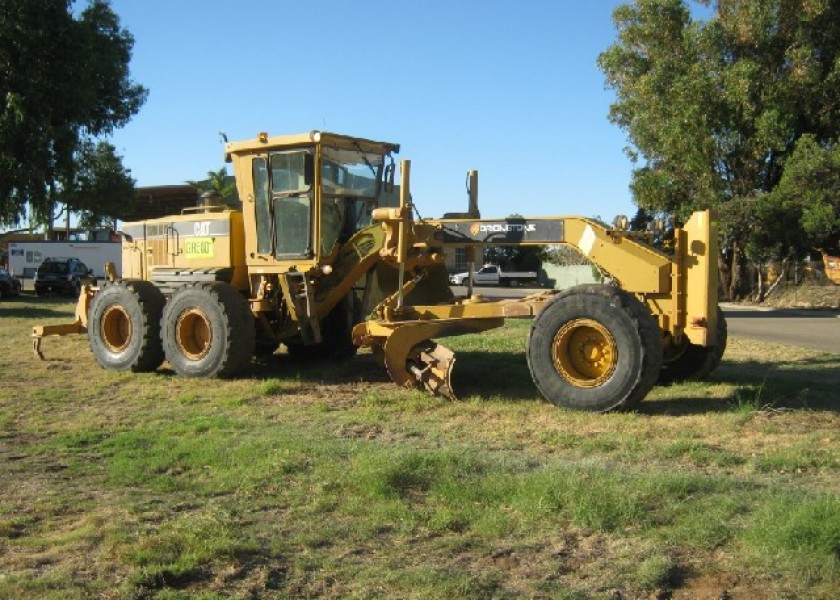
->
[33,131,725,412]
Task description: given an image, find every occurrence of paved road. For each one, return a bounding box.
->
[451,286,840,354]
[721,303,840,354]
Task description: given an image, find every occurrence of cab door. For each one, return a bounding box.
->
[269,150,314,259]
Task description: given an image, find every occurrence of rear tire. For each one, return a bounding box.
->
[526,284,662,412]
[88,280,166,372]
[161,283,255,378]
[659,308,728,384]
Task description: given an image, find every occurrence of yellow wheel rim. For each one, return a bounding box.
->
[552,318,617,387]
[176,308,212,360]
[101,305,131,353]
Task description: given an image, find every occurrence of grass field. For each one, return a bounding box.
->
[1,294,839,599]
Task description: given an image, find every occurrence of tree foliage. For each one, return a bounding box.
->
[0,0,146,227]
[187,167,237,203]
[62,141,136,229]
[753,135,840,256]
[483,244,545,271]
[598,0,840,298]
[542,245,592,267]
[481,214,546,271]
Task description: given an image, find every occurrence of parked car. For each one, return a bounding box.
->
[449,264,539,287]
[0,268,22,299]
[34,257,96,296]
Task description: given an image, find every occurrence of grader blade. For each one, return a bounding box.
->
[356,316,505,399]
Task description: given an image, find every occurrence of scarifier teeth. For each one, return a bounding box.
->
[406,341,456,399]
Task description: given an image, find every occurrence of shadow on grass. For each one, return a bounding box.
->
[150,343,840,413]
[640,357,840,416]
[450,350,537,401]
[243,351,392,386]
[0,294,76,319]
[231,349,540,402]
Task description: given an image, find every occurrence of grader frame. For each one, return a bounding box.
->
[32,131,724,412]
[345,157,720,410]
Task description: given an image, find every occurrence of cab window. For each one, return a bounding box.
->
[253,158,271,254]
[319,146,383,256]
[274,196,311,256]
[271,152,309,194]
[271,150,312,257]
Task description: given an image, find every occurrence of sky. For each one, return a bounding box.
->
[105,0,642,222]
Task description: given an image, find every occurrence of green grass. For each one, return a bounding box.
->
[1,295,840,598]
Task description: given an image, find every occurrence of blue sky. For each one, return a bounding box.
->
[107,0,642,222]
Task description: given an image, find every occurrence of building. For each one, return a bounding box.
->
[1,185,205,275]
[125,185,203,221]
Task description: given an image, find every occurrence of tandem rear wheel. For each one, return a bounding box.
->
[87,280,166,372]
[161,282,255,378]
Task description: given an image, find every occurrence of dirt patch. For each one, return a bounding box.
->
[673,573,773,600]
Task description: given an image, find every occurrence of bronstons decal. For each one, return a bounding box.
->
[441,220,564,244]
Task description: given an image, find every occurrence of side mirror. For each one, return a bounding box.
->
[304,153,314,186]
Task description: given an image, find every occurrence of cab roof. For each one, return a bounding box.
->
[224,131,400,158]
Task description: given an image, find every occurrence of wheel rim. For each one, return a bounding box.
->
[101,305,132,353]
[551,318,617,387]
[175,308,212,360]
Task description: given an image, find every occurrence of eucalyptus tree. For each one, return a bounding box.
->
[599,0,840,298]
[0,0,146,229]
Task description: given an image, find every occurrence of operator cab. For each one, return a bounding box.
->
[226,131,399,270]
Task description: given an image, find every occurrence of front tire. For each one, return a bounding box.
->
[88,280,166,372]
[162,283,255,378]
[285,293,361,361]
[526,285,662,412]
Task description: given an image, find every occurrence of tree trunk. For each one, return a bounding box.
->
[718,252,730,300]
[726,239,751,300]
[46,200,54,241]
